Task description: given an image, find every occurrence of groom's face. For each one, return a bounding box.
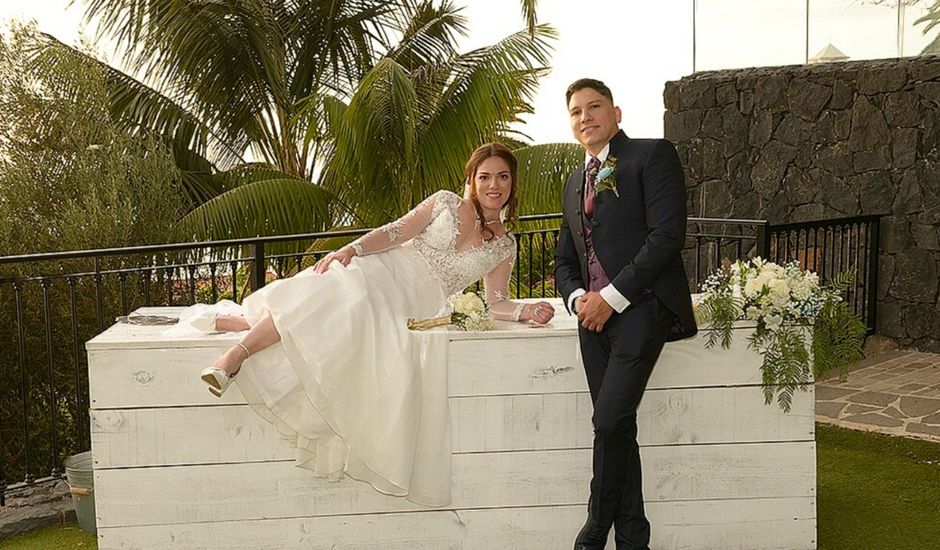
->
[567,88,621,155]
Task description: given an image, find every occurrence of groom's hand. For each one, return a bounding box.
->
[576,292,613,332]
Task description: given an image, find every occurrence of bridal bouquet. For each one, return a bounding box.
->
[408,292,494,331]
[695,257,865,412]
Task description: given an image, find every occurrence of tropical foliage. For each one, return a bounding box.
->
[0,23,187,482]
[915,0,940,54]
[0,23,184,261]
[28,0,569,253]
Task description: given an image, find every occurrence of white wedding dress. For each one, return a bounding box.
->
[178,190,525,506]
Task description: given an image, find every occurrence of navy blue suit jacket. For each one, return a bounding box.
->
[554,130,697,341]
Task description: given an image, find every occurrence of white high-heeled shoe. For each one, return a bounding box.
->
[200,366,235,397]
[200,343,249,397]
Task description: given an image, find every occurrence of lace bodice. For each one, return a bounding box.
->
[349,190,523,321]
[409,192,516,295]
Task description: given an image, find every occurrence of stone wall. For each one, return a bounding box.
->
[664,56,940,352]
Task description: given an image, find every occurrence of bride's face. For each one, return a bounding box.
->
[473,156,513,213]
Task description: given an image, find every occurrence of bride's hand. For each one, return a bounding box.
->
[313,246,357,274]
[522,301,555,324]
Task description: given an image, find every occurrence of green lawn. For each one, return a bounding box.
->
[0,523,95,549]
[816,424,940,550]
[2,424,938,549]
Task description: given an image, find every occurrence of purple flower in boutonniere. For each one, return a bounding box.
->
[591,156,619,197]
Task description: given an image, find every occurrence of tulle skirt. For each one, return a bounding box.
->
[233,247,453,506]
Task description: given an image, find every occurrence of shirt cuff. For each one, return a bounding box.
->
[567,288,586,314]
[600,284,631,313]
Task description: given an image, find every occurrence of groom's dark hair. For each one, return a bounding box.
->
[565,78,614,106]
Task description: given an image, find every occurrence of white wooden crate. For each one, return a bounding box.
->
[86,301,816,549]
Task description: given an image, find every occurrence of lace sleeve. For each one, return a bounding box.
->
[483,245,525,322]
[349,191,446,256]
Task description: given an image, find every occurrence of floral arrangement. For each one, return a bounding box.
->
[695,257,866,412]
[407,291,494,331]
[591,156,619,197]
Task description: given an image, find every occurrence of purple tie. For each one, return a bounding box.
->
[584,156,600,219]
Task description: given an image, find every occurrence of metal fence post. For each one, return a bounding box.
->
[867,218,881,333]
[756,221,772,259]
[252,241,266,292]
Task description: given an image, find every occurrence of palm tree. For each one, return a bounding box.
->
[317,3,560,229]
[32,0,560,247]
[915,0,940,54]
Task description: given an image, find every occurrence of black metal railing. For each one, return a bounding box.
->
[764,215,881,333]
[0,213,879,506]
[684,217,772,285]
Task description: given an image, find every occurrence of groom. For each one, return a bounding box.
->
[555,78,697,549]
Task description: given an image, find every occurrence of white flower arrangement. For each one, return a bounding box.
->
[407,291,494,331]
[696,257,865,412]
[448,292,494,331]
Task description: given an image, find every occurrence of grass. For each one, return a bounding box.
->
[1,424,937,549]
[816,423,940,550]
[0,523,96,549]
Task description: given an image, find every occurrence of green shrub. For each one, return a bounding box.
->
[0,23,185,481]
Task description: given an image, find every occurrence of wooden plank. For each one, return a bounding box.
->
[93,443,815,528]
[88,347,246,409]
[90,405,285,469]
[447,336,584,395]
[91,386,813,469]
[88,324,774,409]
[454,385,814,454]
[86,299,754,348]
[95,498,816,550]
[447,328,766,397]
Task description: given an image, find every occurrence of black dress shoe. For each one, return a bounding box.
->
[573,515,610,549]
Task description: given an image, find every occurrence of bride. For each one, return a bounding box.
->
[191,143,555,506]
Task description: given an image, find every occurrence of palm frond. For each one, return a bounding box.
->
[519,0,539,35]
[284,0,396,99]
[915,1,940,32]
[322,57,421,226]
[386,0,467,70]
[27,32,234,205]
[513,143,582,215]
[175,177,336,255]
[82,0,397,178]
[415,24,556,204]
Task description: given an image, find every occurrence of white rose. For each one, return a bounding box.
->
[769,278,790,297]
[753,271,773,294]
[791,281,811,301]
[766,313,783,331]
[745,271,770,297]
[450,294,467,311]
[451,293,481,314]
[806,272,820,290]
[744,278,761,297]
[453,292,485,315]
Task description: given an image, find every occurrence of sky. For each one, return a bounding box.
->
[0,0,935,144]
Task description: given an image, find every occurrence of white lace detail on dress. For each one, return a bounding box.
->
[346,191,444,257]
[510,302,525,322]
[408,191,515,296]
[381,219,405,243]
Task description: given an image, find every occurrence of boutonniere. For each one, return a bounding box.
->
[590,156,619,197]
